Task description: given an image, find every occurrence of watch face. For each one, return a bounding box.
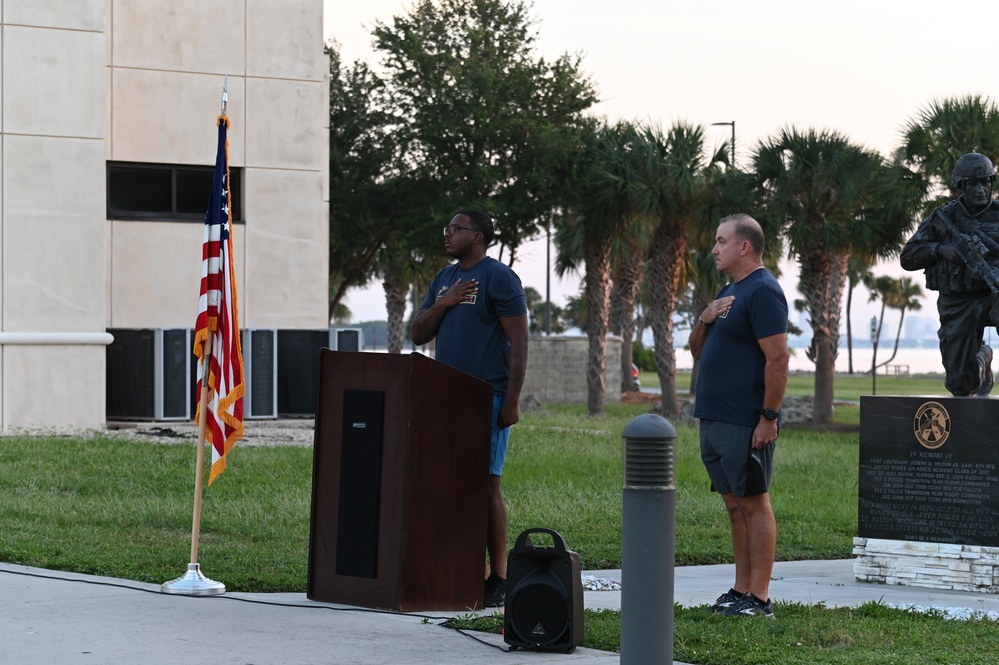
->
[762,409,778,421]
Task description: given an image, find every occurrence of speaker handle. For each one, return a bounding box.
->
[513,528,571,553]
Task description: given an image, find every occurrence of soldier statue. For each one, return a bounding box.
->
[901,152,999,397]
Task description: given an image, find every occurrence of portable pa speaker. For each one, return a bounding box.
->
[503,528,584,654]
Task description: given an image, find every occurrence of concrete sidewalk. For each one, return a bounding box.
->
[0,563,616,665]
[587,558,999,614]
[4,559,999,665]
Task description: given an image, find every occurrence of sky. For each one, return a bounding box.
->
[322,0,990,330]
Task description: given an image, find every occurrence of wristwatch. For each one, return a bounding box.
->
[759,408,779,421]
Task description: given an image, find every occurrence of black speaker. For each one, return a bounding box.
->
[504,528,584,653]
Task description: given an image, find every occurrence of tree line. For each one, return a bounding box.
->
[329,0,999,424]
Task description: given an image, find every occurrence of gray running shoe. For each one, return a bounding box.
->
[722,592,775,618]
[709,588,744,613]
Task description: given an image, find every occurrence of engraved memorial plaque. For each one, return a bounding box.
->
[859,396,999,546]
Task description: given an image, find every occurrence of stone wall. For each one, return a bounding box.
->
[854,537,999,593]
[522,335,622,405]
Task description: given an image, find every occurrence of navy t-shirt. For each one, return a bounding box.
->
[693,268,788,426]
[420,256,527,394]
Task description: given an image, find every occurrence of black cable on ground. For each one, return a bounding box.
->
[1,566,512,652]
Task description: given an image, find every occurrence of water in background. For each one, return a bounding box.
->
[673,346,946,375]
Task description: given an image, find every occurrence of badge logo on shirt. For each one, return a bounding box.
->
[436,285,477,305]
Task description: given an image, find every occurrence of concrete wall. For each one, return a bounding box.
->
[0,0,328,431]
[107,0,329,330]
[1,1,108,430]
[522,335,622,405]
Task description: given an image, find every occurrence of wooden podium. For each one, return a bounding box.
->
[307,350,492,611]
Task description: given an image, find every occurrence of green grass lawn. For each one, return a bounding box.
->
[642,370,947,401]
[451,601,999,664]
[2,398,995,664]
[0,404,855,582]
[511,404,857,567]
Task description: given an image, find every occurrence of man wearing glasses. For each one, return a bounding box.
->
[411,210,529,608]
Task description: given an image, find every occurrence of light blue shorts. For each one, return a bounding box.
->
[490,394,510,476]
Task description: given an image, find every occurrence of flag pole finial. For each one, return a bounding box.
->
[221,73,228,117]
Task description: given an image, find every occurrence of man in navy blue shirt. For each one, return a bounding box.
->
[412,210,529,608]
[690,213,789,619]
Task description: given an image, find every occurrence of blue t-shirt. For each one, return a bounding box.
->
[420,256,527,394]
[693,268,788,426]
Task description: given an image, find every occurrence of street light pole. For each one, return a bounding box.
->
[710,121,736,169]
[545,224,552,335]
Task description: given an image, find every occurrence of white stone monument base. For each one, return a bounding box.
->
[853,537,999,593]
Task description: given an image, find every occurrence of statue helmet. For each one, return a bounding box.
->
[951,152,997,189]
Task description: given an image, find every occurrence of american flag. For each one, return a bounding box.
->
[194,115,245,484]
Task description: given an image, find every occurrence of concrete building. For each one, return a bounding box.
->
[0,1,328,431]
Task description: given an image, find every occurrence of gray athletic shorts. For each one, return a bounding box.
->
[699,419,775,497]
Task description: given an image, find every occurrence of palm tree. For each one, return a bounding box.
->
[868,275,924,371]
[632,123,720,418]
[363,180,444,354]
[383,245,442,354]
[330,301,353,325]
[556,121,642,415]
[524,286,543,332]
[895,95,999,215]
[609,218,657,393]
[327,44,398,321]
[680,165,763,395]
[845,256,875,373]
[560,290,587,331]
[680,249,728,394]
[753,127,912,424]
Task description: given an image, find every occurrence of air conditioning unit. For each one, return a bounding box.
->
[331,327,364,352]
[277,330,330,417]
[155,328,192,420]
[107,328,193,421]
[241,329,277,419]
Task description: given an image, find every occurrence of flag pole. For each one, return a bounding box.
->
[162,332,224,595]
[162,78,230,596]
[189,333,211,566]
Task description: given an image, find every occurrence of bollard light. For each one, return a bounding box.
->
[621,413,677,665]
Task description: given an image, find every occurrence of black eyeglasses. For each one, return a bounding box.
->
[443,224,479,236]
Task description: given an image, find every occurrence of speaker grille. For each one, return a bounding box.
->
[508,572,570,647]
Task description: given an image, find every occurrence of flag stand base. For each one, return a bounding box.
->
[161,563,226,596]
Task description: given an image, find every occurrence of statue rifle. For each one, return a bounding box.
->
[971,225,999,255]
[933,210,999,293]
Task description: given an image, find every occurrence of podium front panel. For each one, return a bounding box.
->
[334,389,385,578]
[307,351,492,611]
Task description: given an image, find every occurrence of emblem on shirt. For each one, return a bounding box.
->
[913,401,950,450]
[436,285,477,305]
